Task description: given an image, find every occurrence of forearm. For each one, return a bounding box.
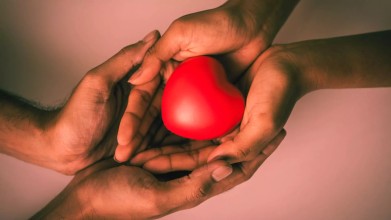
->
[225,0,300,44]
[32,183,94,219]
[0,90,57,169]
[282,30,391,94]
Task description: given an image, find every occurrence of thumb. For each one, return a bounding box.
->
[88,30,160,86]
[207,55,295,163]
[162,160,233,211]
[207,118,281,164]
[128,24,185,85]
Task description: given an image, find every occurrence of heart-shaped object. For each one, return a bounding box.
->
[162,56,245,140]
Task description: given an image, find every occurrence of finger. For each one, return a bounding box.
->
[208,57,295,164]
[207,122,286,164]
[117,76,160,146]
[149,122,169,147]
[114,143,134,163]
[129,85,163,153]
[136,116,164,152]
[262,129,286,156]
[214,127,240,144]
[131,140,212,166]
[131,146,185,166]
[217,129,286,190]
[139,129,285,174]
[160,135,284,214]
[209,149,274,196]
[129,21,185,85]
[161,160,233,212]
[142,145,217,173]
[159,133,189,146]
[89,30,159,85]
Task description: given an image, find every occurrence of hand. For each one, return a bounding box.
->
[147,30,391,166]
[206,30,391,163]
[130,46,293,172]
[114,0,299,163]
[129,0,299,85]
[44,30,162,174]
[113,54,178,163]
[32,147,278,219]
[206,47,299,163]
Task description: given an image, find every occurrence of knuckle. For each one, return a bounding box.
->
[167,18,188,43]
[187,183,211,203]
[171,17,187,29]
[188,150,201,166]
[195,186,208,199]
[119,45,143,65]
[238,167,253,182]
[234,147,253,161]
[119,44,140,58]
[145,44,157,57]
[82,73,111,94]
[119,46,131,57]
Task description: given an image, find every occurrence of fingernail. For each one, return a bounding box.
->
[129,69,142,83]
[142,30,157,43]
[113,155,122,163]
[212,165,233,182]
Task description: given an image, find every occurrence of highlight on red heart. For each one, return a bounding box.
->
[162,56,245,140]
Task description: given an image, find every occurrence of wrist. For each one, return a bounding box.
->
[42,108,86,175]
[37,108,67,172]
[274,44,320,96]
[0,90,65,171]
[223,0,300,45]
[32,181,95,219]
[256,44,316,99]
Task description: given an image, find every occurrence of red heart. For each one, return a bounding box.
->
[162,56,245,140]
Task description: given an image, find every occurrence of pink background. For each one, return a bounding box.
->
[1,1,391,219]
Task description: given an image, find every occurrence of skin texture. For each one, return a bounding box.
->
[0,30,287,218]
[0,30,165,175]
[116,0,300,162]
[132,30,391,174]
[32,132,285,219]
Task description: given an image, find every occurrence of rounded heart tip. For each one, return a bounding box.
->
[162,56,245,140]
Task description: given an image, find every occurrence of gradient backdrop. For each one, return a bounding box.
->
[1,1,391,219]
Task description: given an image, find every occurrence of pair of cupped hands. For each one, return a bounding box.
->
[44,4,301,218]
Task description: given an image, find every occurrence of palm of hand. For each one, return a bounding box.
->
[48,76,130,174]
[133,48,298,172]
[83,164,163,219]
[206,48,300,163]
